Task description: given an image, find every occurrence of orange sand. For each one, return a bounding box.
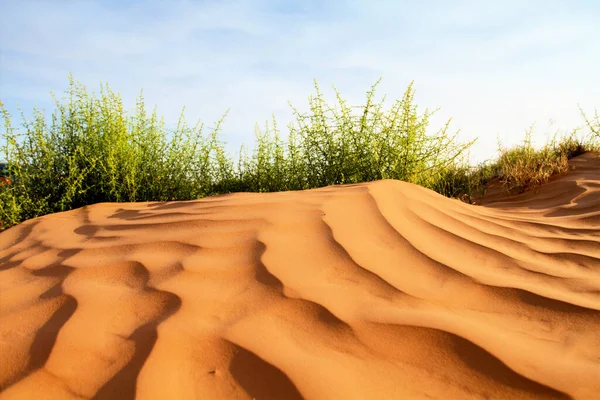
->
[1,153,599,400]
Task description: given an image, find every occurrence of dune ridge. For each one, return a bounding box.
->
[1,152,599,399]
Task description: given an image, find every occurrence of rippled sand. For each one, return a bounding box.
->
[1,152,599,400]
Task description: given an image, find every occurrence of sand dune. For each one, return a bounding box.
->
[1,152,599,400]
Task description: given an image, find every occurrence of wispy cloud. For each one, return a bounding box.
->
[1,0,599,162]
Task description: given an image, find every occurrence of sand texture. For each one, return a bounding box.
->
[1,152,599,399]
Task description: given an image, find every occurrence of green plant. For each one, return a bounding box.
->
[494,125,590,195]
[1,75,598,232]
[0,75,231,227]
[238,79,474,193]
[580,106,600,143]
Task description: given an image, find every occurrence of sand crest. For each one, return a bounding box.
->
[1,153,599,399]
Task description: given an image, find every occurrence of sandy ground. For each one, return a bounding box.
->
[1,152,599,400]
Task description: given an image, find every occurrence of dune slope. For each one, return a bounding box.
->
[1,153,599,400]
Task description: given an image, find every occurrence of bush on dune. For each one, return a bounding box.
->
[238,79,474,193]
[494,126,589,195]
[0,76,473,228]
[1,75,598,231]
[1,76,233,226]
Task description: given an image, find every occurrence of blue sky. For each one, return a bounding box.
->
[1,0,599,163]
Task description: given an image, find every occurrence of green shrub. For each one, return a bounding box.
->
[580,106,600,143]
[237,79,474,192]
[495,126,591,195]
[0,75,231,227]
[1,75,598,231]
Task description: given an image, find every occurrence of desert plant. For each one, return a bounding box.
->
[1,75,597,232]
[495,126,589,194]
[580,106,600,143]
[239,79,474,192]
[0,75,230,226]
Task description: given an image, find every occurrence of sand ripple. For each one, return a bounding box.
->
[1,153,599,399]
